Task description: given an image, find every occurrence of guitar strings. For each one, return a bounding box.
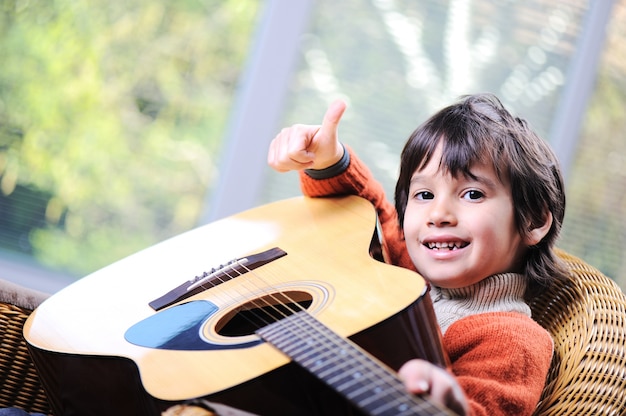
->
[193,256,439,414]
[230,262,444,414]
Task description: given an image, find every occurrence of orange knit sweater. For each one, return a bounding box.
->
[299,146,553,415]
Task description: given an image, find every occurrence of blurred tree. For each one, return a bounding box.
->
[0,0,259,276]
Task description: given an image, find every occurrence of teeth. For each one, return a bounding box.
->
[427,241,465,250]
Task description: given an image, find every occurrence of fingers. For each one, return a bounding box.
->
[318,99,347,140]
[398,359,469,416]
[398,359,432,394]
[161,405,215,416]
[267,99,347,172]
[267,124,320,172]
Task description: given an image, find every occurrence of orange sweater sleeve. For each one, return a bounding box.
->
[444,312,554,416]
[299,146,415,270]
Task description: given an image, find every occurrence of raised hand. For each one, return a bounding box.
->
[267,99,347,172]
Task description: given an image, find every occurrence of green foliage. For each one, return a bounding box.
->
[0,0,260,276]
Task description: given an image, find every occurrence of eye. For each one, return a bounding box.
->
[463,189,484,201]
[415,190,434,200]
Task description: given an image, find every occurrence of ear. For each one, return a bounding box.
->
[524,211,553,246]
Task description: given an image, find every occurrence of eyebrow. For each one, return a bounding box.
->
[409,170,501,190]
[469,174,500,190]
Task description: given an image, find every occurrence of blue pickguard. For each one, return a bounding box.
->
[125,300,260,350]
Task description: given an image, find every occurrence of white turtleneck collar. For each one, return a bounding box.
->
[430,273,531,335]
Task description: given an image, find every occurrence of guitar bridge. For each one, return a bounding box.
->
[148,247,287,311]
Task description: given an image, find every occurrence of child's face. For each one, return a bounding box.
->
[403,144,528,289]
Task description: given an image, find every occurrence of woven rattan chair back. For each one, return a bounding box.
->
[530,249,626,415]
[0,283,53,415]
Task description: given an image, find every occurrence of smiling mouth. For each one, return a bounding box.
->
[426,241,469,250]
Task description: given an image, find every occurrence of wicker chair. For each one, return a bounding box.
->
[0,279,52,415]
[531,249,626,415]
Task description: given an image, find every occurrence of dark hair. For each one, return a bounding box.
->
[394,93,567,295]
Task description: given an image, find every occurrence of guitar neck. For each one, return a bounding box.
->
[257,311,454,416]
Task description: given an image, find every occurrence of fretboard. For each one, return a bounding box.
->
[257,311,454,416]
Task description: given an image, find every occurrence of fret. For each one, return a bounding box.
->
[257,311,455,416]
[345,377,390,402]
[301,345,343,368]
[350,379,398,407]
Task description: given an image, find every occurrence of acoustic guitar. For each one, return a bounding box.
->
[24,196,453,416]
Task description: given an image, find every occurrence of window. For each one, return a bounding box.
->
[558,0,626,287]
[261,0,589,202]
[255,0,626,289]
[0,0,261,290]
[3,0,625,292]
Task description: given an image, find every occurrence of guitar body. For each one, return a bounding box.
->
[24,196,447,416]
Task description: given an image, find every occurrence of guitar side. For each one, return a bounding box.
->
[24,196,446,415]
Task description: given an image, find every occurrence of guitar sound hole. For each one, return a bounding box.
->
[217,290,313,337]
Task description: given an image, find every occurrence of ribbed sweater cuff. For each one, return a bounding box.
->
[299,145,378,198]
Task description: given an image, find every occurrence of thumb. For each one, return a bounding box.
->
[318,99,347,139]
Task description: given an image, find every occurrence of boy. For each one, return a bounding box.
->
[267,93,567,415]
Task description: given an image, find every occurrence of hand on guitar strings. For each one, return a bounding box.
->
[399,358,469,416]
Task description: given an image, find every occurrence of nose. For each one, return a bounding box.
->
[427,196,457,227]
